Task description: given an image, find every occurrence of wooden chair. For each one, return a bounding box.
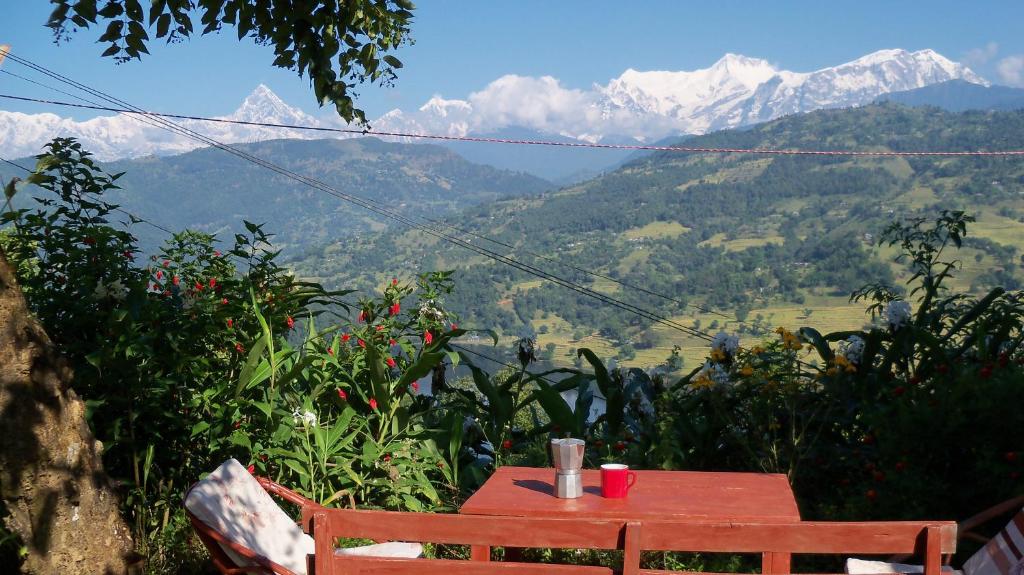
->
[185,459,421,575]
[847,496,1024,575]
[301,505,956,575]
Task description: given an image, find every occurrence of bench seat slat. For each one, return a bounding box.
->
[639,522,957,554]
[306,508,625,549]
[330,556,615,575]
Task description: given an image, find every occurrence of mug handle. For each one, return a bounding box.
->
[626,472,637,490]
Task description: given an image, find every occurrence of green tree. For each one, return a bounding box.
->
[47,0,415,122]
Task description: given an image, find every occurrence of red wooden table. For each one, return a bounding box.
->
[460,466,802,572]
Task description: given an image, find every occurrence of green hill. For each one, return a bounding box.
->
[288,104,1024,368]
[2,137,553,252]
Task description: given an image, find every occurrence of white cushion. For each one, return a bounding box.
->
[336,541,424,557]
[185,459,422,575]
[846,558,961,575]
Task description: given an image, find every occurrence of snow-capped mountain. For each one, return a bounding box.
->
[0,49,989,162]
[377,48,987,141]
[0,84,329,160]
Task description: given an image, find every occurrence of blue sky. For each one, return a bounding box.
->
[3,1,1024,121]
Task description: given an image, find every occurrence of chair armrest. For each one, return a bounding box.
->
[255,476,321,510]
[957,495,1024,539]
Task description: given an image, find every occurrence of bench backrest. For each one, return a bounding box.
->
[303,508,956,575]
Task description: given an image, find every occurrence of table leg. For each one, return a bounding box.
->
[471,544,491,562]
[763,552,791,574]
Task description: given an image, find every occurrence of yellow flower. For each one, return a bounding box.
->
[691,375,715,390]
[740,365,754,377]
[775,326,787,335]
[710,348,727,362]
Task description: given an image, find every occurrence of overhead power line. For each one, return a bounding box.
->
[3,91,1024,157]
[0,51,715,342]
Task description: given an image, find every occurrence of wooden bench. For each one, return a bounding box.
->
[301,508,956,575]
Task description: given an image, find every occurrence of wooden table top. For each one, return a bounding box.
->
[460,466,801,522]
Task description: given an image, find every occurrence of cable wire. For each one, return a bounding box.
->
[3,91,1024,156]
[1,52,715,341]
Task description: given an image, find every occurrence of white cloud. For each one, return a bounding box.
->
[963,42,999,67]
[466,75,595,134]
[996,55,1024,87]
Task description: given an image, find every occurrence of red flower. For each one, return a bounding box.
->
[162,260,170,267]
[369,398,378,410]
[286,316,295,329]
[424,331,433,345]
[235,343,245,354]
[227,318,233,328]
[389,338,397,346]
[614,441,626,451]
[221,298,228,305]
[358,339,366,348]
[1006,451,1019,462]
[383,454,391,462]
[357,310,365,323]
[247,464,255,474]
[214,250,221,257]
[259,454,268,462]
[392,278,398,287]
[376,325,385,332]
[209,278,217,288]
[389,302,400,316]
[450,323,458,331]
[327,346,334,356]
[233,420,241,429]
[411,382,419,392]
[123,250,134,260]
[892,386,906,397]
[195,282,203,291]
[341,333,351,342]
[172,275,180,286]
[501,439,513,450]
[337,389,348,401]
[386,357,397,368]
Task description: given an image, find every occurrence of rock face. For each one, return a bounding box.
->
[0,249,135,574]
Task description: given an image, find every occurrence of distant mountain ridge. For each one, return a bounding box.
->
[1,48,986,177]
[875,79,1024,111]
[1,137,553,252]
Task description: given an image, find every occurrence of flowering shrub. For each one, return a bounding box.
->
[657,211,1024,529]
[1,139,470,569]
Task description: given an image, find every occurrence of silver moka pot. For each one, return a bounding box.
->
[550,438,585,498]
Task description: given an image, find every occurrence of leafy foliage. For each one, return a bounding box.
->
[46,0,415,122]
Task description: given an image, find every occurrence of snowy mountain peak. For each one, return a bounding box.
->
[229,84,316,125]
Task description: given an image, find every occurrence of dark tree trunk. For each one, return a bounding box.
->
[0,248,136,574]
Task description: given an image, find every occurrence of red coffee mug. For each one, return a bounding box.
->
[600,464,637,498]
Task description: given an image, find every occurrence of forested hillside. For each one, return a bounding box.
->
[289,103,1024,368]
[1,137,552,251]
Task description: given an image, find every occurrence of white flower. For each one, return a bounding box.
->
[292,409,317,426]
[108,279,128,301]
[418,299,446,321]
[92,282,109,299]
[884,301,912,330]
[698,360,731,387]
[839,335,866,364]
[711,332,740,356]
